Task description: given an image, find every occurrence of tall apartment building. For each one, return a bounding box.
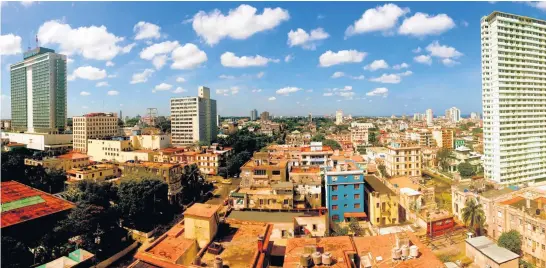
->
[425,109,433,126]
[72,112,119,152]
[170,86,217,146]
[250,109,258,121]
[325,161,366,222]
[445,107,461,123]
[432,128,455,149]
[481,12,546,185]
[10,47,67,133]
[385,141,422,177]
[335,110,343,125]
[350,122,374,146]
[260,111,270,121]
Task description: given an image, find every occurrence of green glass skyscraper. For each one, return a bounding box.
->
[10,47,67,133]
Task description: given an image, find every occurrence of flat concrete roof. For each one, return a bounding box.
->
[466,236,520,264]
[228,211,306,223]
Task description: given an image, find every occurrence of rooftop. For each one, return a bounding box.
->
[120,161,180,169]
[57,152,90,160]
[301,145,334,153]
[68,164,115,174]
[365,175,395,195]
[184,203,220,219]
[1,181,75,228]
[466,236,519,264]
[228,210,322,223]
[388,176,424,191]
[283,236,356,268]
[290,166,320,173]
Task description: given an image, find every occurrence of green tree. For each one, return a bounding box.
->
[348,218,363,236]
[436,148,453,171]
[311,133,325,142]
[461,198,486,236]
[368,131,377,145]
[498,230,522,255]
[180,164,212,203]
[330,222,349,236]
[323,139,342,150]
[458,162,476,177]
[377,163,387,178]
[124,117,140,126]
[1,236,34,268]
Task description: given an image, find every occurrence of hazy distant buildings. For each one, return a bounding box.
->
[250,109,258,121]
[171,86,217,146]
[335,110,343,125]
[470,112,480,120]
[260,111,270,121]
[10,47,67,133]
[445,107,461,123]
[426,109,433,126]
[481,12,546,184]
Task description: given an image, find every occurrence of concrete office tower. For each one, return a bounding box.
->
[171,86,217,146]
[446,107,461,123]
[250,109,258,121]
[72,112,119,153]
[481,12,546,184]
[10,47,67,133]
[335,110,343,125]
[426,109,433,126]
[260,111,270,121]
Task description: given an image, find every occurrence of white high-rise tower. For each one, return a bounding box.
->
[171,86,217,145]
[481,12,546,185]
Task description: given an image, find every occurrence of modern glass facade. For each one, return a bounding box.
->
[10,47,67,133]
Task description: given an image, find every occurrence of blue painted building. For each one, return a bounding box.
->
[324,162,366,222]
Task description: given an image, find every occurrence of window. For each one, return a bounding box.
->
[332,215,339,221]
[376,203,380,208]
[376,218,380,223]
[254,170,266,176]
[332,195,338,201]
[332,205,338,210]
[332,185,338,191]
[259,199,264,205]
[312,224,317,231]
[354,184,360,190]
[344,194,348,198]
[332,176,337,182]
[284,199,289,205]
[354,203,361,208]
[354,194,361,199]
[272,170,281,175]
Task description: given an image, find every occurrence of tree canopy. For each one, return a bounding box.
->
[436,148,453,171]
[461,198,486,236]
[458,162,476,177]
[498,230,522,255]
[323,139,342,150]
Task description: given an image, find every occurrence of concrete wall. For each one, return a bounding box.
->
[325,171,366,222]
[184,215,219,248]
[465,242,518,268]
[3,132,72,151]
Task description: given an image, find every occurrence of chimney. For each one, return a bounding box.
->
[257,235,264,253]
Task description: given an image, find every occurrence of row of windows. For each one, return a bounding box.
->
[331,193,361,200]
[331,185,361,191]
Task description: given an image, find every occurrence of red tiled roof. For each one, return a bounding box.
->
[301,145,333,152]
[1,181,75,228]
[57,152,89,160]
[500,196,525,205]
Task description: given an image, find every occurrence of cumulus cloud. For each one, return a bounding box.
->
[252,89,263,93]
[276,87,302,95]
[216,87,240,96]
[176,77,186,83]
[130,69,154,84]
[319,50,366,67]
[426,41,463,58]
[392,62,409,70]
[369,73,401,84]
[412,47,422,53]
[331,72,364,80]
[107,90,119,96]
[284,54,294,63]
[37,20,133,60]
[398,70,413,76]
[106,61,115,67]
[80,91,91,96]
[364,59,389,71]
[134,21,161,40]
[192,4,290,46]
[366,87,388,97]
[287,28,329,50]
[331,71,345,78]
[221,52,278,68]
[219,74,236,79]
[268,96,277,101]
[96,81,109,87]
[345,3,409,36]
[171,43,207,69]
[70,66,107,80]
[152,54,168,69]
[173,87,187,93]
[153,83,173,93]
[139,41,179,60]
[414,55,432,65]
[256,71,265,79]
[399,13,455,37]
[0,34,22,55]
[442,58,460,66]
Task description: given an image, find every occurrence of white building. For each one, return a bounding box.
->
[335,110,343,125]
[171,86,217,146]
[481,12,546,185]
[470,112,480,120]
[72,112,119,153]
[426,109,433,126]
[350,122,374,146]
[446,107,461,123]
[1,132,72,151]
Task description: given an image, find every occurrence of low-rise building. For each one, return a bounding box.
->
[66,164,118,182]
[365,175,399,226]
[183,204,220,248]
[130,134,171,150]
[1,132,72,152]
[466,236,519,268]
[235,182,294,210]
[385,141,422,177]
[25,152,90,171]
[350,122,374,147]
[119,162,183,201]
[240,152,289,188]
[325,161,366,222]
[289,166,322,208]
[87,137,156,162]
[300,142,334,167]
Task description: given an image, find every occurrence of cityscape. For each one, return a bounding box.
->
[1,1,546,268]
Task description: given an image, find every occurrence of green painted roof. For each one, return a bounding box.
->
[1,196,45,212]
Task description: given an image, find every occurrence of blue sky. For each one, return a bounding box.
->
[1,1,545,118]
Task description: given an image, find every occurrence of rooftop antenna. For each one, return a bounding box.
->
[35,35,38,49]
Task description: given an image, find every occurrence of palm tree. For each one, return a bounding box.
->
[461,198,486,236]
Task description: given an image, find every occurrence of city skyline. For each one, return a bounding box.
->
[1,1,546,118]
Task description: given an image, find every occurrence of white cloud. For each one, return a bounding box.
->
[215,87,240,96]
[108,74,117,78]
[527,1,546,11]
[331,71,345,78]
[351,75,365,80]
[171,43,208,69]
[139,41,179,60]
[96,81,109,87]
[256,71,265,79]
[71,66,107,80]
[173,87,187,93]
[323,92,333,97]
[369,73,401,84]
[461,20,469,27]
[398,70,413,76]
[221,52,278,68]
[106,61,115,67]
[0,34,22,55]
[306,89,313,93]
[345,3,409,36]
[337,91,355,99]
[284,54,294,63]
[366,87,388,97]
[412,47,422,53]
[153,83,173,93]
[21,1,34,7]
[268,97,277,101]
[392,62,409,70]
[176,77,186,83]
[319,50,367,67]
[192,4,290,46]
[442,58,460,66]
[121,43,136,53]
[276,87,302,95]
[426,41,463,58]
[130,69,154,84]
[219,74,236,79]
[134,21,161,40]
[399,12,455,37]
[337,86,353,91]
[37,20,132,60]
[80,91,91,96]
[414,55,432,65]
[152,54,168,69]
[82,106,89,109]
[364,59,389,71]
[66,58,74,64]
[107,90,119,96]
[287,28,329,50]
[252,89,262,93]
